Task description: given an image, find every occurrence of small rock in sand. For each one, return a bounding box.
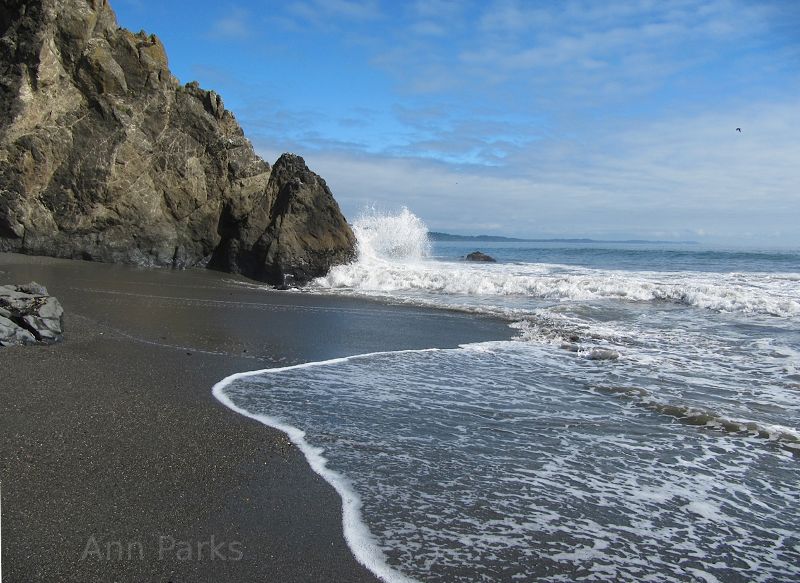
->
[0,282,64,346]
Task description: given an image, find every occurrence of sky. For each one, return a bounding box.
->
[113,0,800,244]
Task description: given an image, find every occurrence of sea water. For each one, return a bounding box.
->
[216,209,800,582]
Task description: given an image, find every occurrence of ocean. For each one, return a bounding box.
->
[214,209,800,582]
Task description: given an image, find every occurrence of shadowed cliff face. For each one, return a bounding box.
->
[0,0,355,284]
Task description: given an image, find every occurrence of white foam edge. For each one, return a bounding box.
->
[211,349,438,583]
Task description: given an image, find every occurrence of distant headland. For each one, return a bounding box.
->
[428,232,698,245]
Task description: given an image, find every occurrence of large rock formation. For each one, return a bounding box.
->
[210,152,359,284]
[0,0,355,284]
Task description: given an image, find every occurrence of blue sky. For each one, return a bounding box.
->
[114,0,799,244]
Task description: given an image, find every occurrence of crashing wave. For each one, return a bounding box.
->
[315,209,799,320]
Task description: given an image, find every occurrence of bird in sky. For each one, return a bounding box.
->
[736,128,742,132]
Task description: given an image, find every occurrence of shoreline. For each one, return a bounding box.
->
[212,354,434,583]
[0,252,512,581]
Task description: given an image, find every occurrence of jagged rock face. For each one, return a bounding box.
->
[210,153,357,284]
[0,281,64,345]
[0,0,355,283]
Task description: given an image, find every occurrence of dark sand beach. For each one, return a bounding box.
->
[0,252,512,582]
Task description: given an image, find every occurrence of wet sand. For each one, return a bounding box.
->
[0,252,512,582]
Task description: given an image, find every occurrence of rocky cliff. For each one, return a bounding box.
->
[0,0,355,284]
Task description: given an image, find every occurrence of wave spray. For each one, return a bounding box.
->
[351,207,431,263]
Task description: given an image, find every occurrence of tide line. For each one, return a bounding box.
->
[211,349,440,583]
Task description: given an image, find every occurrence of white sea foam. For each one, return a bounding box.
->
[217,208,800,582]
[319,258,800,319]
[314,210,800,320]
[351,206,431,263]
[212,352,430,583]
[217,343,800,582]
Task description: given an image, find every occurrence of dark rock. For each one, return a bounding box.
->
[586,348,620,361]
[0,282,64,345]
[465,251,497,262]
[0,0,354,285]
[208,153,355,283]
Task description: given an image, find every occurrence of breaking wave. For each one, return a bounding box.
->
[315,210,800,320]
[351,206,431,263]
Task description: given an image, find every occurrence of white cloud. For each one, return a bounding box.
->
[204,0,797,244]
[286,0,383,29]
[208,7,254,40]
[367,0,784,107]
[252,99,800,243]
[411,0,465,20]
[410,21,447,37]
